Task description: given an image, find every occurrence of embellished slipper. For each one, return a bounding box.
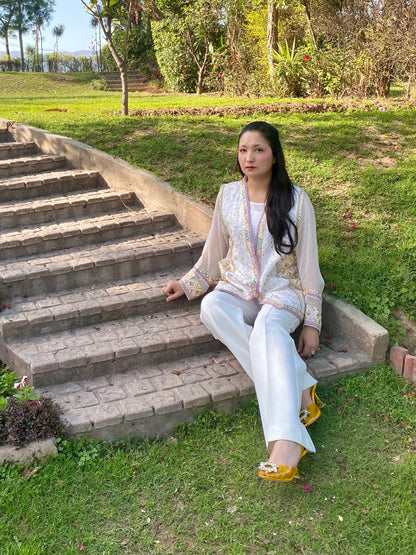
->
[258,461,300,482]
[300,384,325,427]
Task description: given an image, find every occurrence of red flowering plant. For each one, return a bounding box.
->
[0,366,38,411]
[0,366,65,447]
[271,40,310,97]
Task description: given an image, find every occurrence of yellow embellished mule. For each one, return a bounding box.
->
[257,462,300,482]
[300,384,324,427]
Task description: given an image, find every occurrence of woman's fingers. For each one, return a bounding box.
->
[162,280,184,302]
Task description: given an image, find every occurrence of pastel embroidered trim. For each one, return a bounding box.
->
[305,288,322,301]
[195,266,214,287]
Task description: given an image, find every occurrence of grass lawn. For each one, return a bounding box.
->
[1,366,416,554]
[0,73,415,554]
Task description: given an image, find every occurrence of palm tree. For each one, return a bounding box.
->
[53,23,64,54]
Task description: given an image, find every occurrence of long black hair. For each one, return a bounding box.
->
[237,121,298,255]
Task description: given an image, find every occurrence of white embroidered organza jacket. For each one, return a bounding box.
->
[179,179,324,331]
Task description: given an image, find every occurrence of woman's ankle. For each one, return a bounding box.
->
[301,387,312,410]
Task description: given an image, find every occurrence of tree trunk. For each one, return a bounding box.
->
[19,30,25,71]
[105,34,129,115]
[120,66,129,116]
[267,0,279,69]
[405,68,415,99]
[5,33,11,61]
[301,0,317,48]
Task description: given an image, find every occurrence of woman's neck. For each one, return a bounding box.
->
[246,177,269,203]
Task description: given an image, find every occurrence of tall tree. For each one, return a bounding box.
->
[52,23,64,54]
[0,0,55,71]
[81,0,145,115]
[31,0,54,71]
[152,0,223,93]
[0,0,14,64]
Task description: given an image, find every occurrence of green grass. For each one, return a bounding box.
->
[1,366,415,554]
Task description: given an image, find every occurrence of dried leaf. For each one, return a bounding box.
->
[23,466,40,480]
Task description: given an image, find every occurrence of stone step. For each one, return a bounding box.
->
[35,350,251,440]
[100,71,143,79]
[0,141,38,161]
[0,188,138,230]
[0,230,204,298]
[32,340,366,440]
[0,268,190,340]
[0,169,103,203]
[105,78,147,84]
[106,85,148,92]
[0,154,66,178]
[0,209,177,259]
[7,305,223,387]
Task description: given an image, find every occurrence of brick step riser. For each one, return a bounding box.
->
[0,176,102,203]
[106,87,147,91]
[10,336,223,388]
[2,246,203,299]
[0,197,137,230]
[0,145,38,161]
[0,215,176,260]
[105,79,146,84]
[2,294,190,341]
[0,159,66,178]
[0,130,10,142]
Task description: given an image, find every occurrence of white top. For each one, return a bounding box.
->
[249,202,265,243]
[179,179,324,331]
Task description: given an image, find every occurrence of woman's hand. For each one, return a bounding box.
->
[297,325,320,358]
[162,280,185,302]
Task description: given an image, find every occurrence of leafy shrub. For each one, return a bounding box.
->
[272,40,309,97]
[0,408,7,444]
[0,366,38,410]
[1,397,66,447]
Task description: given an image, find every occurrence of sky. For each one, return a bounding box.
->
[7,0,95,55]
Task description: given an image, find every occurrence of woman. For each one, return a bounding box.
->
[163,121,324,482]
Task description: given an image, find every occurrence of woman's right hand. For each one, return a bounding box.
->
[162,280,185,302]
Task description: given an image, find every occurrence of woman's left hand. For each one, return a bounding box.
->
[297,326,320,358]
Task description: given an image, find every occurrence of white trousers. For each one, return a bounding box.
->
[200,290,316,453]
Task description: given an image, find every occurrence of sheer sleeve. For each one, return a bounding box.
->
[295,190,325,332]
[179,186,229,300]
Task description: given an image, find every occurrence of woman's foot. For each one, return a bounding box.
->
[258,440,304,482]
[269,440,302,467]
[300,384,323,427]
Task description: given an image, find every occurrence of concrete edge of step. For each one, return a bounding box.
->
[0,119,389,368]
[0,437,57,466]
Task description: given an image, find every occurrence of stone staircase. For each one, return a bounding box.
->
[99,71,148,92]
[0,121,389,442]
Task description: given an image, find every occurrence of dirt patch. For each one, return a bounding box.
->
[126,98,416,118]
[395,311,416,354]
[121,129,158,142]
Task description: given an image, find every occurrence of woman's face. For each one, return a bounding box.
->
[238,130,276,183]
